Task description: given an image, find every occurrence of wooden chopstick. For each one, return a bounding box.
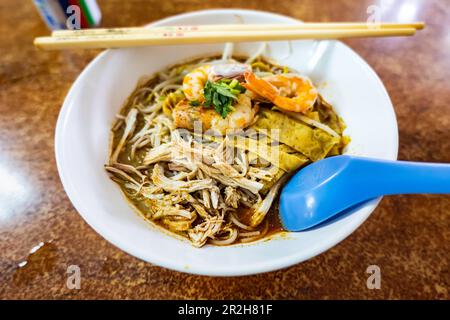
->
[51,22,425,37]
[34,23,423,50]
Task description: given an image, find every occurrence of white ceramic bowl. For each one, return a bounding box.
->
[55,9,398,276]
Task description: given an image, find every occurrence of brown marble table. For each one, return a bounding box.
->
[0,0,449,299]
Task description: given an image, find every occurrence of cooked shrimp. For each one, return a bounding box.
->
[243,71,318,113]
[173,94,258,134]
[182,63,250,102]
[183,65,211,102]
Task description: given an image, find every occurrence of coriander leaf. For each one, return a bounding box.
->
[219,93,227,105]
[221,100,232,118]
[203,82,212,107]
[213,91,221,108]
[215,85,237,99]
[200,80,244,118]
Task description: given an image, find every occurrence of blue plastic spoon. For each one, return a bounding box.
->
[279,155,450,231]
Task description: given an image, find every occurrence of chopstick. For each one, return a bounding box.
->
[34,22,424,50]
[51,22,425,37]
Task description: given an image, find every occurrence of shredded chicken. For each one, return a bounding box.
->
[151,164,214,193]
[188,215,224,247]
[224,186,240,208]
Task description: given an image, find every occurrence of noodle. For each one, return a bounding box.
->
[105,53,348,247]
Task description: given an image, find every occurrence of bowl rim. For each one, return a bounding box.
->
[55,8,399,276]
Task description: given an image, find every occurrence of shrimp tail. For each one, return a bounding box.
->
[243,71,279,101]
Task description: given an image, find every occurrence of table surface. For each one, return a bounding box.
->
[0,0,449,299]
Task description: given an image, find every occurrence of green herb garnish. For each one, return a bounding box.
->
[189,100,200,106]
[202,80,246,118]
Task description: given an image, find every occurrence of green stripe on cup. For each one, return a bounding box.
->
[79,0,95,26]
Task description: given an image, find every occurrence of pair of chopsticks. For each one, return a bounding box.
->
[34,22,425,50]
